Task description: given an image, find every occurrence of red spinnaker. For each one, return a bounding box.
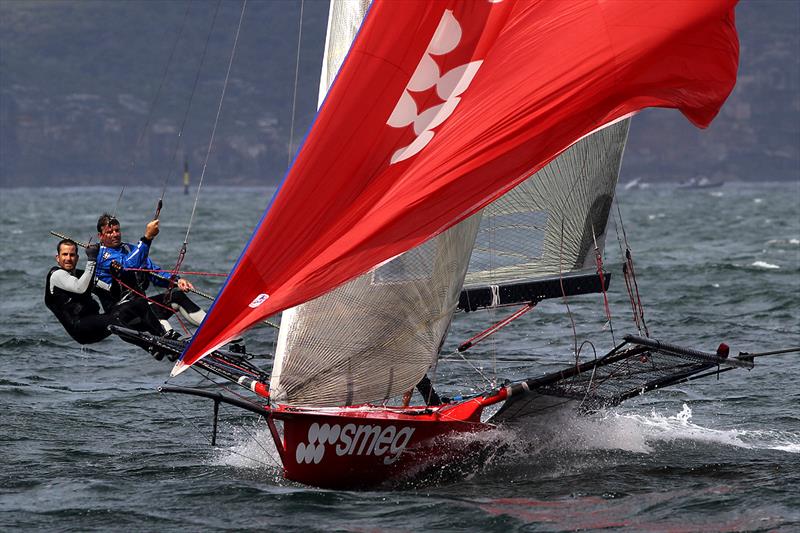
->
[174,0,738,374]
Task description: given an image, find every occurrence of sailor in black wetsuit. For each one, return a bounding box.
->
[45,239,164,346]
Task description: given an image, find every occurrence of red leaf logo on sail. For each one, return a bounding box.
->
[386,10,483,164]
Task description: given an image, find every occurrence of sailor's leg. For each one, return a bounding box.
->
[147,293,176,331]
[70,315,114,344]
[111,298,166,336]
[415,375,442,406]
[166,290,206,327]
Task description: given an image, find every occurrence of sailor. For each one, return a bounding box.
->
[45,239,164,346]
[401,375,444,407]
[94,213,207,333]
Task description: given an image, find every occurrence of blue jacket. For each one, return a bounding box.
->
[95,239,175,309]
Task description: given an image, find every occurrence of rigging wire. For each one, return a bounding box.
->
[155,0,224,218]
[441,347,494,389]
[155,389,280,469]
[558,220,580,366]
[133,0,193,169]
[286,0,306,168]
[613,202,650,337]
[191,369,281,466]
[592,223,616,345]
[182,0,247,247]
[112,0,193,216]
[111,186,126,219]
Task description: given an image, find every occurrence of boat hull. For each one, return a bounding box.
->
[270,402,495,489]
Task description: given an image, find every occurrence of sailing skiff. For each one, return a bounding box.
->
[128,0,754,489]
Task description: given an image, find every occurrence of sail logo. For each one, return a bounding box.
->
[248,293,269,308]
[295,422,415,466]
[386,9,483,164]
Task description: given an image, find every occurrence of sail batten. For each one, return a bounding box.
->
[176,0,739,374]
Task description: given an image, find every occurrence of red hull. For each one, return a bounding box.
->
[268,397,503,489]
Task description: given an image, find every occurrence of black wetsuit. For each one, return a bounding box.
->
[45,266,164,346]
[45,266,112,344]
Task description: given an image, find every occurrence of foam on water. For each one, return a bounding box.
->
[751,260,780,269]
[211,424,283,472]
[600,405,800,454]
[458,404,800,462]
[207,403,800,483]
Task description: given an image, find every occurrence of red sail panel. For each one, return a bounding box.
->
[174,0,739,374]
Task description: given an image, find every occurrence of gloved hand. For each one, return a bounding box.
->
[85,243,100,262]
[110,260,123,279]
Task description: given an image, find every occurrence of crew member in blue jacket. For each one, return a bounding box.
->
[95,213,207,332]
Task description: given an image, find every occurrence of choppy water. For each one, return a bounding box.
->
[1,182,798,531]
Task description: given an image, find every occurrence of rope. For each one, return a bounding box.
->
[625,248,650,337]
[614,202,649,337]
[113,276,190,335]
[124,268,228,277]
[287,0,305,167]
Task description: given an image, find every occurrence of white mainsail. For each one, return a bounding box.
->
[466,119,630,289]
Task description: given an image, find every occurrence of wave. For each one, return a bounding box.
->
[459,404,800,460]
[208,403,799,484]
[766,238,800,247]
[604,404,799,454]
[750,260,780,270]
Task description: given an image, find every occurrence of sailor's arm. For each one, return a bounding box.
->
[49,245,98,294]
[147,255,173,288]
[49,263,96,294]
[117,219,161,269]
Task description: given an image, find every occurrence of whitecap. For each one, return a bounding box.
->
[610,405,800,454]
[751,261,780,269]
[766,238,799,248]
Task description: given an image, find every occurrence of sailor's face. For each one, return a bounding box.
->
[56,244,78,271]
[99,223,122,248]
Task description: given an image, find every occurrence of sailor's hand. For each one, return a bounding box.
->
[144,219,160,240]
[85,243,100,262]
[110,260,123,279]
[177,278,194,292]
